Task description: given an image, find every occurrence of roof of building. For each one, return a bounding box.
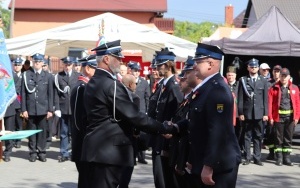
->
[244,0,300,28]
[10,0,167,12]
[233,10,246,28]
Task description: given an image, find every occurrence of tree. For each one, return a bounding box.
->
[0,2,10,38]
[174,21,220,43]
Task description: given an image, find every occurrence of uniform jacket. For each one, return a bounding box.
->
[149,75,183,152]
[13,72,22,109]
[4,102,16,117]
[268,81,300,122]
[82,69,167,167]
[238,75,268,120]
[56,71,81,115]
[135,77,150,113]
[21,69,54,116]
[70,77,88,162]
[179,73,241,175]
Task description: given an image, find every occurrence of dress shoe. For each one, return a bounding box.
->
[283,161,293,166]
[29,156,37,162]
[254,160,264,166]
[138,160,148,164]
[38,156,47,162]
[242,160,250,165]
[3,156,11,162]
[58,156,69,163]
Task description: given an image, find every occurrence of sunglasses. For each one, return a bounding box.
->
[14,64,22,66]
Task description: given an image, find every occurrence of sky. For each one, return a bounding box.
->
[1,0,248,24]
[165,0,248,23]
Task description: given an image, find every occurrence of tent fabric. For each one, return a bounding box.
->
[204,6,300,57]
[5,13,196,62]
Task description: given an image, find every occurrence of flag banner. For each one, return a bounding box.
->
[0,130,42,141]
[0,29,16,119]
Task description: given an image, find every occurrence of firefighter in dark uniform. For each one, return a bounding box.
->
[21,53,54,162]
[238,58,269,166]
[169,56,197,188]
[81,40,174,187]
[175,43,241,188]
[70,55,97,188]
[2,102,16,162]
[12,57,24,148]
[55,56,81,162]
[42,59,59,149]
[148,48,183,188]
[268,68,300,166]
[130,62,151,164]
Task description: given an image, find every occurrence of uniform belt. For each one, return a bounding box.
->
[278,109,293,114]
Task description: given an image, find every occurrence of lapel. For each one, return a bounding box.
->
[62,72,69,84]
[246,76,255,90]
[37,71,45,82]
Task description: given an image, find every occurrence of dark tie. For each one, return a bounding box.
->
[36,72,40,81]
[252,78,256,86]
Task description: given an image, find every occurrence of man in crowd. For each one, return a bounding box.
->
[55,56,81,162]
[70,55,97,188]
[175,43,241,187]
[259,63,271,81]
[264,64,282,160]
[73,57,82,73]
[148,48,183,188]
[12,57,24,149]
[21,53,54,162]
[268,68,300,166]
[81,40,174,187]
[238,58,268,166]
[130,62,150,164]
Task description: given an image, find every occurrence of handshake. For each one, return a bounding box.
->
[163,121,179,134]
[162,120,188,134]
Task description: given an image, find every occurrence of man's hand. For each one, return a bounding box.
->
[201,165,215,186]
[294,120,298,126]
[47,112,53,120]
[263,116,268,121]
[239,115,245,121]
[162,134,173,139]
[269,119,274,126]
[22,111,29,120]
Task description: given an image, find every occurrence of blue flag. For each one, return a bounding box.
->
[0,29,16,119]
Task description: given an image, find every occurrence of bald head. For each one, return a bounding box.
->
[122,74,136,92]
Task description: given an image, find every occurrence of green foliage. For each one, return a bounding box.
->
[0,7,11,38]
[174,21,221,43]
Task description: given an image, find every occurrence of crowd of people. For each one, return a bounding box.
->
[2,40,299,188]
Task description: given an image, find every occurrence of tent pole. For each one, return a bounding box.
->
[220,55,224,76]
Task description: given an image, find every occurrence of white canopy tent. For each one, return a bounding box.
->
[5,13,196,62]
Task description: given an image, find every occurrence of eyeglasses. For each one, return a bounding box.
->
[14,64,22,66]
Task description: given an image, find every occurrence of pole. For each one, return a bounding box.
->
[9,0,15,38]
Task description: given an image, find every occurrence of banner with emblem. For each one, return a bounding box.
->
[0,29,16,119]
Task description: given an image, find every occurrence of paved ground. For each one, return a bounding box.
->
[1,140,300,188]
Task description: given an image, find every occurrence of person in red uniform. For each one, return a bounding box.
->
[268,68,300,166]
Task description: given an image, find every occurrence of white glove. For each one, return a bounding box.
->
[54,110,61,118]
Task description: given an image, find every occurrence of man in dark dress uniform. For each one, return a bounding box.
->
[82,40,174,188]
[238,58,269,166]
[70,55,97,188]
[21,53,54,162]
[169,56,198,188]
[2,103,16,162]
[174,43,241,188]
[131,62,151,164]
[12,57,23,148]
[55,56,81,162]
[148,48,183,188]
